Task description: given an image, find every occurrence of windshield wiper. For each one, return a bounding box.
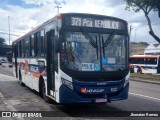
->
[81,29,99,59]
[103,30,117,48]
[102,36,105,58]
[80,29,97,48]
[96,35,99,59]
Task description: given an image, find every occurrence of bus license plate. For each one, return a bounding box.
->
[95,98,107,103]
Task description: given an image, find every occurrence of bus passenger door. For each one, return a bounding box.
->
[47,30,55,96]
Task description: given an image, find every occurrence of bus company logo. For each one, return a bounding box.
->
[81,88,104,93]
[81,88,87,94]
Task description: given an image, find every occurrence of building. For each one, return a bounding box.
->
[144,44,160,55]
[130,42,149,55]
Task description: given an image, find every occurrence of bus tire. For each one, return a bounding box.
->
[137,68,142,74]
[130,67,134,73]
[19,70,24,86]
[41,80,51,103]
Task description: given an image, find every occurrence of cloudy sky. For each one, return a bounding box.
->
[0,0,160,45]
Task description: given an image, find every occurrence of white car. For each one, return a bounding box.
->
[0,58,8,65]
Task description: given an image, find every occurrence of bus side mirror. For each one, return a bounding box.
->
[55,36,60,53]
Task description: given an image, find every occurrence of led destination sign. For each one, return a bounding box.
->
[66,17,125,29]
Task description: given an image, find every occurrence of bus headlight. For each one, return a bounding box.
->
[124,71,130,87]
[61,78,73,90]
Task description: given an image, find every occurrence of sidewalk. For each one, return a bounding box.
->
[130,78,160,85]
[153,73,160,76]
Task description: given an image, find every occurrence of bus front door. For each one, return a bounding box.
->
[47,30,55,96]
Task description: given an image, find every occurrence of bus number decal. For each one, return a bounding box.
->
[71,17,120,29]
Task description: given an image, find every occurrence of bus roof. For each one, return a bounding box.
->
[12,17,54,44]
[12,13,128,44]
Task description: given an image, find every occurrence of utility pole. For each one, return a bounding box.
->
[130,25,133,56]
[130,25,133,37]
[8,16,10,45]
[55,6,62,14]
[134,29,137,43]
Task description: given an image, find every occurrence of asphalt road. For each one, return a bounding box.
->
[0,63,160,120]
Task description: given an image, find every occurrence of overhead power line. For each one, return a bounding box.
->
[0,29,26,33]
[0,31,20,36]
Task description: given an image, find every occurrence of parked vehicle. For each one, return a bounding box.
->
[0,57,8,65]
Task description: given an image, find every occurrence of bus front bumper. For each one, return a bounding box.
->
[59,83,129,104]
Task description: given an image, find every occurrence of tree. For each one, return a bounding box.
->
[124,0,160,43]
[0,37,6,45]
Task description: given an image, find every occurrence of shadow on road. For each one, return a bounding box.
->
[51,103,130,117]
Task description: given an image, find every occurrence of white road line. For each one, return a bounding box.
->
[129,92,160,101]
[0,91,24,120]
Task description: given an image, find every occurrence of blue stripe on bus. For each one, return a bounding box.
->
[133,65,157,69]
[17,62,47,76]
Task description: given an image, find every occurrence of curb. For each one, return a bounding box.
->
[130,79,160,85]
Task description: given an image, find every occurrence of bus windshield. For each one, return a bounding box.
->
[60,30,127,72]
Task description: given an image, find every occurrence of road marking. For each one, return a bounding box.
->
[129,92,160,101]
[0,73,18,81]
[0,91,24,120]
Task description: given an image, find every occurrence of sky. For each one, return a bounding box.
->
[0,0,160,45]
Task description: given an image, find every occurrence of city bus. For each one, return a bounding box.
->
[129,55,160,74]
[12,13,130,104]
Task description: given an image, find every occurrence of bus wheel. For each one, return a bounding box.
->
[137,68,142,74]
[41,81,51,103]
[130,67,134,73]
[19,71,24,86]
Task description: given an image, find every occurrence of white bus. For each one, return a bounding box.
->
[12,13,130,104]
[129,55,160,74]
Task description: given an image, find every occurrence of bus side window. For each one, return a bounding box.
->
[40,30,45,57]
[21,39,25,58]
[17,41,21,57]
[36,30,45,57]
[129,58,132,64]
[149,58,157,65]
[139,58,144,64]
[30,35,35,57]
[23,38,29,58]
[36,32,41,57]
[132,58,137,64]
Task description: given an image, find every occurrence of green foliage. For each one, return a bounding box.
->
[0,37,6,45]
[125,0,160,15]
[124,0,160,43]
[131,73,160,81]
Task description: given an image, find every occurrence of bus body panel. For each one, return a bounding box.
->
[59,82,129,103]
[132,64,158,74]
[15,58,47,92]
[12,13,130,104]
[59,70,129,103]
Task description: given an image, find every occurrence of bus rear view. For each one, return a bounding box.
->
[59,14,130,103]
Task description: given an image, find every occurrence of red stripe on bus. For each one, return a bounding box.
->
[31,68,46,78]
[130,56,158,58]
